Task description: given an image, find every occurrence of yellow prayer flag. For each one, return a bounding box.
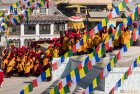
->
[83,35,87,42]
[92,79,97,88]
[110,59,114,69]
[132,14,135,21]
[70,70,75,78]
[79,68,85,79]
[126,42,130,48]
[64,52,68,59]
[24,86,29,94]
[123,19,127,24]
[13,3,17,8]
[121,74,125,84]
[118,3,124,11]
[88,53,93,59]
[59,88,65,94]
[137,56,140,64]
[98,50,102,58]
[50,89,55,94]
[102,19,106,27]
[45,69,50,77]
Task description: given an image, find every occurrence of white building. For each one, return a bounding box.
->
[0,0,68,48]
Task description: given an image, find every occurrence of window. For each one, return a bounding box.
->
[54,24,65,34]
[24,24,36,35]
[40,8,46,14]
[40,24,50,34]
[10,25,20,35]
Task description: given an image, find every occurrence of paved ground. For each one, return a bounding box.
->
[1,47,140,94]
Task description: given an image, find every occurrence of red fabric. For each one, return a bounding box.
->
[117,51,121,60]
[58,81,63,90]
[128,67,132,76]
[105,43,109,51]
[87,61,92,71]
[108,13,112,20]
[90,29,94,38]
[77,64,82,71]
[52,62,58,71]
[72,45,76,53]
[99,71,104,80]
[32,79,38,87]
[138,7,140,15]
[0,72,4,86]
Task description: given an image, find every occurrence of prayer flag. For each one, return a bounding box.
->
[24,86,29,94]
[79,68,86,79]
[92,79,97,88]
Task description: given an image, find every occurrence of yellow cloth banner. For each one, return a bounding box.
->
[70,70,75,78]
[24,86,29,94]
[110,59,114,69]
[92,79,97,88]
[79,68,85,79]
[45,69,50,77]
[64,52,68,59]
[59,88,65,94]
[123,18,127,24]
[126,41,130,48]
[50,89,55,94]
[88,53,93,59]
[132,14,135,21]
[98,50,102,58]
[121,74,125,84]
[13,4,17,8]
[102,19,106,27]
[83,35,87,42]
[118,3,124,11]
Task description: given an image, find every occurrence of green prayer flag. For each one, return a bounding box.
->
[105,17,109,24]
[101,46,106,55]
[64,85,70,93]
[87,34,90,39]
[68,50,73,57]
[96,75,100,85]
[130,38,133,46]
[28,83,33,92]
[114,56,117,64]
[84,65,89,74]
[54,86,59,94]
[74,68,79,75]
[122,1,126,8]
[134,11,139,20]
[124,71,128,79]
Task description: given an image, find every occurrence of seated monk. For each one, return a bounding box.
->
[87,37,93,52]
[1,55,9,75]
[93,33,102,48]
[132,23,138,46]
[6,57,16,77]
[24,60,31,77]
[33,59,44,77]
[43,56,52,81]
[53,47,59,58]
[17,60,24,76]
[120,27,131,47]
[101,28,108,42]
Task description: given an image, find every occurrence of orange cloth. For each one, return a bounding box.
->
[132,28,137,42]
[2,59,8,70]
[7,59,15,73]
[87,38,93,48]
[101,33,108,41]
[43,58,49,67]
[82,42,88,52]
[24,61,31,73]
[53,49,59,58]
[120,31,131,45]
[62,37,69,51]
[17,62,24,72]
[93,35,102,47]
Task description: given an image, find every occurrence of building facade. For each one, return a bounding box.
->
[0,0,68,48]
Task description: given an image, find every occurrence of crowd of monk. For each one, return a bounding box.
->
[0,23,138,78]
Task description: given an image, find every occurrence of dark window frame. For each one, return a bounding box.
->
[39,24,51,34]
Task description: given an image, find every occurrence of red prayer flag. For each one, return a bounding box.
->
[108,13,112,20]
[67,81,72,87]
[105,43,109,51]
[77,64,82,71]
[95,45,100,53]
[32,79,38,87]
[90,29,94,37]
[100,71,104,80]
[52,62,58,70]
[87,61,92,70]
[138,7,140,15]
[58,81,63,90]
[128,67,132,76]
[110,88,115,94]
[117,51,121,60]
[72,45,76,53]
